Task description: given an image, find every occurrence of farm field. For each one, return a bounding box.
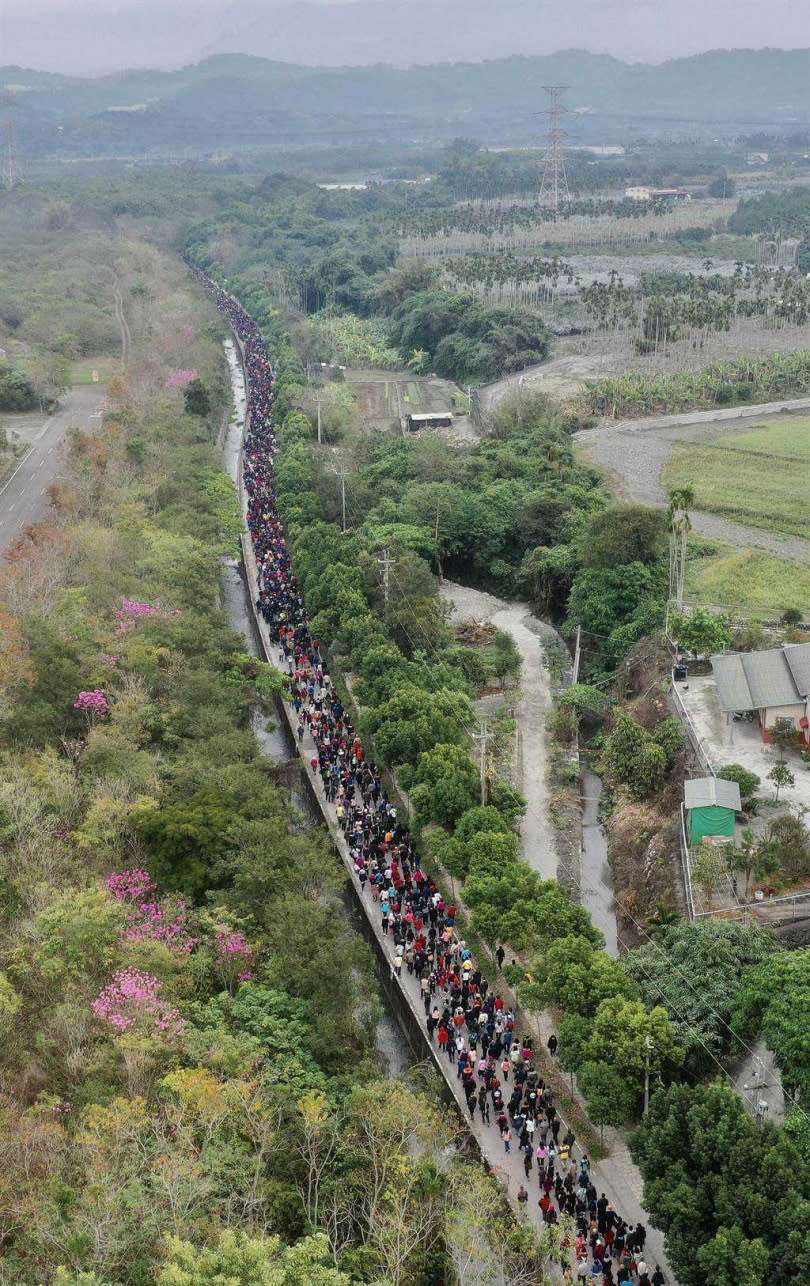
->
[662,417,810,540]
[686,541,810,614]
[344,366,473,435]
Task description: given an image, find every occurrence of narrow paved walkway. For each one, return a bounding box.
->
[440,581,558,880]
[0,386,104,554]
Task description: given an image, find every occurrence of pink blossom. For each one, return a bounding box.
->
[108,871,198,954]
[100,654,122,667]
[216,930,252,960]
[116,598,162,618]
[164,368,198,390]
[215,929,255,991]
[92,968,184,1038]
[108,869,156,902]
[74,689,109,716]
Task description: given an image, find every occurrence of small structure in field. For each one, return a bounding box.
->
[685,776,741,844]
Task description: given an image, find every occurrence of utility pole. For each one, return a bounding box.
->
[643,1035,654,1115]
[473,719,494,806]
[376,547,395,616]
[572,625,582,685]
[538,86,571,215]
[316,398,322,445]
[434,497,444,582]
[334,461,349,532]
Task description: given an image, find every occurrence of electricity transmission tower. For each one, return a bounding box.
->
[2,112,22,192]
[538,86,570,214]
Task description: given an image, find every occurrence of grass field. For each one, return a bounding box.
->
[70,357,120,385]
[686,541,810,614]
[663,417,810,540]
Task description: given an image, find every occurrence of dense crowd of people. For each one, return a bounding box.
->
[194,265,667,1286]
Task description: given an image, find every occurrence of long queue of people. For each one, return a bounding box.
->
[195,267,666,1286]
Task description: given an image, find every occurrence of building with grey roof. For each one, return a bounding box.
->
[710,642,810,746]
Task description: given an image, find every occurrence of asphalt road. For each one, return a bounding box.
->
[0,385,103,554]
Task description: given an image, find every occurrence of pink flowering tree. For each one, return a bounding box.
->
[117,598,162,619]
[114,598,181,634]
[215,929,255,992]
[164,369,198,390]
[108,869,156,902]
[92,968,184,1039]
[107,870,198,955]
[73,689,109,728]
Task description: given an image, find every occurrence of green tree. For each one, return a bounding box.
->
[580,504,666,569]
[718,763,760,803]
[625,922,776,1072]
[183,377,211,417]
[733,949,810,1099]
[158,1231,352,1285]
[697,1226,768,1286]
[526,934,636,1017]
[405,742,479,829]
[362,683,471,766]
[577,1060,638,1129]
[767,761,794,803]
[631,1082,809,1286]
[768,813,810,880]
[770,716,797,761]
[491,630,521,686]
[604,713,669,798]
[691,844,729,903]
[671,607,733,658]
[136,788,240,899]
[585,997,683,1092]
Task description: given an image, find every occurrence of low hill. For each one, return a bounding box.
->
[3,48,810,158]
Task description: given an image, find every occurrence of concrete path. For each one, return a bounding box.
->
[440,581,559,880]
[732,1036,785,1127]
[574,412,810,564]
[0,385,104,554]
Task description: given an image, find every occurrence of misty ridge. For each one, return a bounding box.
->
[3,47,810,159]
[2,0,810,77]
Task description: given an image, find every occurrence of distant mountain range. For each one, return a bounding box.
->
[3,0,809,76]
[3,48,810,159]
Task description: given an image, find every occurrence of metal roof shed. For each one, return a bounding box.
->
[684,776,741,843]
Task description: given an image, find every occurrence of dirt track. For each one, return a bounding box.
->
[440,581,559,880]
[574,411,810,564]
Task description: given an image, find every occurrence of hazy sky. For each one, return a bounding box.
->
[2,0,809,75]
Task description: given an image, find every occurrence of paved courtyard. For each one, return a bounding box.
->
[676,673,810,813]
